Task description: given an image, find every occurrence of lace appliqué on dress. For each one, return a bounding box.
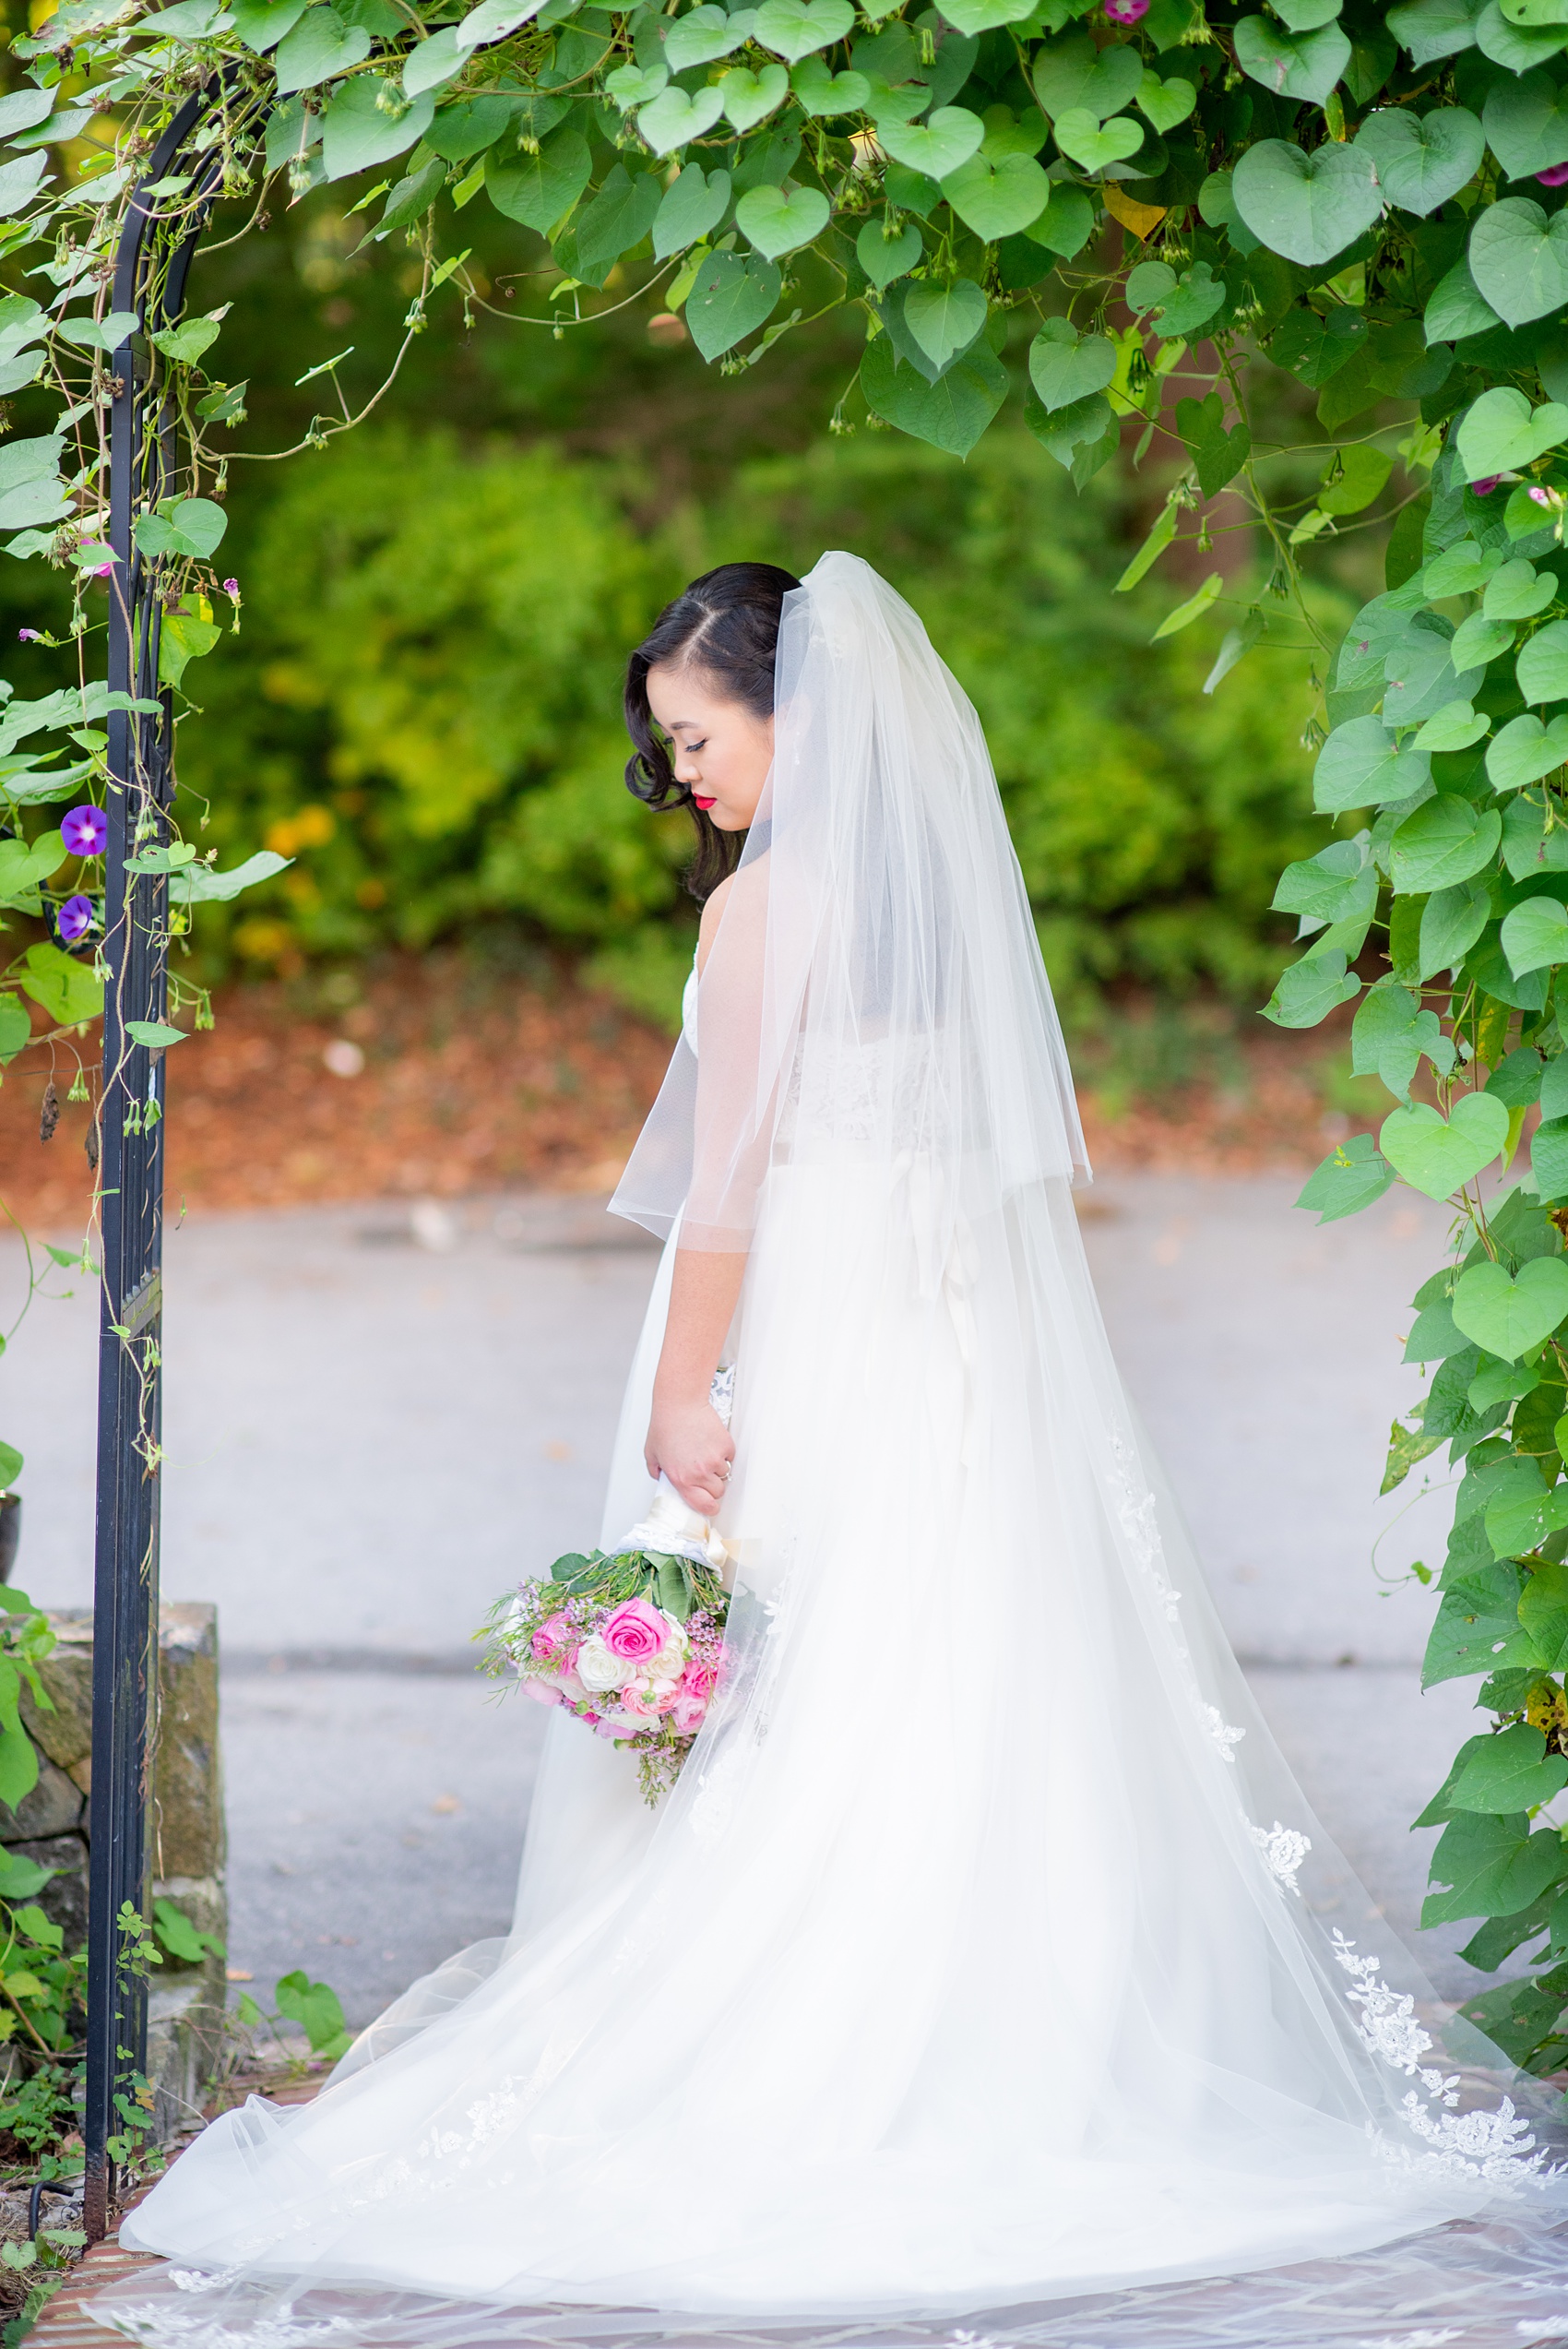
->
[1250,1820,1312,1898]
[114,2271,358,2347]
[1105,1425,1182,1628]
[1201,1704,1245,1764]
[1332,1930,1557,2193]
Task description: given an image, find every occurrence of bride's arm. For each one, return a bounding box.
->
[646,875,747,1514]
[646,1250,743,1512]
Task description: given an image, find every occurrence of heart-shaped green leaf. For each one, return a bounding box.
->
[1487,709,1568,790]
[880,104,984,176]
[902,276,987,374]
[1414,698,1491,751]
[1458,384,1568,477]
[1450,610,1516,670]
[752,0,853,63]
[1145,261,1226,340]
[423,95,518,161]
[684,251,782,361]
[1388,793,1503,892]
[790,58,870,113]
[1468,198,1568,327]
[1449,1721,1568,1813]
[1234,14,1352,101]
[1486,557,1557,620]
[574,163,663,272]
[1424,256,1502,344]
[1454,1253,1568,1356]
[1136,70,1196,133]
[929,0,1038,28]
[719,64,790,130]
[402,25,464,93]
[1479,0,1567,63]
[638,83,727,156]
[1356,104,1484,213]
[1126,259,1175,312]
[855,217,922,288]
[939,149,1049,238]
[1425,541,1504,596]
[1518,618,1568,704]
[665,3,750,72]
[1503,890,1568,976]
[1262,947,1362,1029]
[321,80,434,181]
[1232,137,1383,267]
[605,61,669,112]
[1483,66,1568,177]
[272,5,371,96]
[135,496,228,560]
[735,180,830,257]
[486,127,591,232]
[861,331,1007,457]
[232,0,309,53]
[654,162,731,258]
[1028,317,1116,412]
[1051,107,1144,173]
[1420,876,1492,975]
[1380,1091,1511,1198]
[1387,0,1487,67]
[1032,32,1142,124]
[1313,715,1432,812]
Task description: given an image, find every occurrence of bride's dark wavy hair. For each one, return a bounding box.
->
[624,562,802,902]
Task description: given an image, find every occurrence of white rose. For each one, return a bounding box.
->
[576,1635,631,1693]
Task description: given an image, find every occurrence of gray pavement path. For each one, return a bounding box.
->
[3,1176,1492,2019]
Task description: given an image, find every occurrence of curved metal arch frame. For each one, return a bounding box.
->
[86,78,267,2241]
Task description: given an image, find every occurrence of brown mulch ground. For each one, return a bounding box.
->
[0,953,1359,1235]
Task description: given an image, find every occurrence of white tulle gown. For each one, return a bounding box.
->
[95,559,1568,2349]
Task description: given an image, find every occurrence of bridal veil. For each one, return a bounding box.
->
[92,555,1568,2348]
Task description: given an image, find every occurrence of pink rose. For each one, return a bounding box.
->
[678,1659,716,1702]
[531,1611,573,1662]
[595,1712,637,1740]
[671,1691,707,1735]
[522,1676,562,1706]
[602,1599,671,1663]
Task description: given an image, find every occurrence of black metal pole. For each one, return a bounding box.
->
[83,87,242,2243]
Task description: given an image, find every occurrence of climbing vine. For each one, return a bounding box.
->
[1,0,1568,2065]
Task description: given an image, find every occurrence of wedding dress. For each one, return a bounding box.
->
[93,556,1568,2348]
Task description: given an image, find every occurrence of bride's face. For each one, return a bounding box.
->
[647,662,773,832]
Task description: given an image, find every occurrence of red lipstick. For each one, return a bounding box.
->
[693,794,717,810]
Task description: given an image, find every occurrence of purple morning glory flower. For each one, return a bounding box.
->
[1104,0,1147,18]
[1532,485,1554,507]
[55,894,94,946]
[1471,475,1503,495]
[18,629,40,643]
[61,804,107,859]
[221,577,240,598]
[1540,163,1568,186]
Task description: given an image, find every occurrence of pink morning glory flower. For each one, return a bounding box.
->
[18,629,40,643]
[1105,0,1147,20]
[61,805,107,858]
[1540,163,1568,186]
[1471,475,1503,495]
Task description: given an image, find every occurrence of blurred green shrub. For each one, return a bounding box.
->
[174,426,1324,1032]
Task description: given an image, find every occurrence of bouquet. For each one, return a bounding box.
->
[480,1483,730,1805]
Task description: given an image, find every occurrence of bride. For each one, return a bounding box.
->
[95,555,1568,2347]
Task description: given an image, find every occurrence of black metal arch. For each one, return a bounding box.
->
[86,79,264,2241]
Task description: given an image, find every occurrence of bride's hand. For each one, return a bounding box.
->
[646,1393,733,1517]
